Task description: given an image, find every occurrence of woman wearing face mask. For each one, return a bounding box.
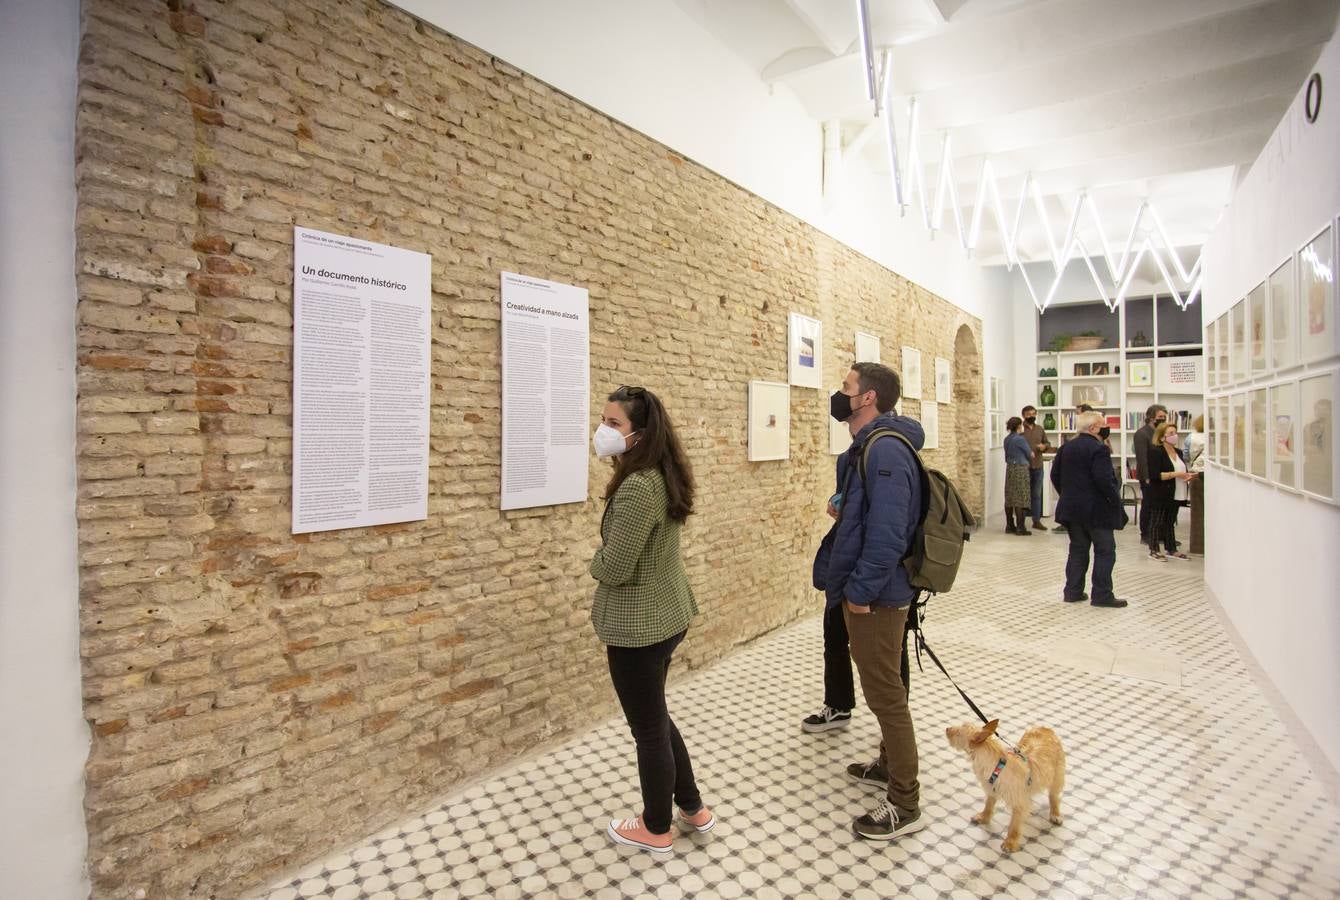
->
[590,385,713,853]
[1145,421,1196,560]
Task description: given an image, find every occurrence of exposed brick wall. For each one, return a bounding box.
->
[73,1,984,895]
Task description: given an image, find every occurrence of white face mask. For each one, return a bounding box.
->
[593,423,632,458]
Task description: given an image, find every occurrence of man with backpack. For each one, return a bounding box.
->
[812,362,927,841]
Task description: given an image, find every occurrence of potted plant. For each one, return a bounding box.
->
[1047,334,1070,353]
[1066,330,1104,351]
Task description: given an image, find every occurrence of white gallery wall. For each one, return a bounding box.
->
[1201,36,1340,779]
[0,0,89,897]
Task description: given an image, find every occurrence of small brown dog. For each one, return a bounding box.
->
[945,719,1066,853]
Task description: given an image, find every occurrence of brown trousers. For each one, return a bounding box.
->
[845,603,920,811]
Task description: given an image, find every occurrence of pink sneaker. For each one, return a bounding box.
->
[607,815,673,853]
[677,806,715,833]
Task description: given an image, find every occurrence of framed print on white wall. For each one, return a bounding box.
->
[1215,314,1230,388]
[1231,393,1247,473]
[855,331,881,364]
[747,380,790,461]
[1269,256,1298,371]
[989,412,1004,449]
[1128,359,1153,388]
[989,376,1002,412]
[1205,321,1217,388]
[1270,382,1298,490]
[1300,223,1337,364]
[1248,282,1267,377]
[934,357,952,405]
[1231,299,1247,383]
[1299,371,1335,501]
[920,399,939,449]
[1206,398,1218,464]
[901,346,923,400]
[788,313,823,389]
[1249,387,1268,479]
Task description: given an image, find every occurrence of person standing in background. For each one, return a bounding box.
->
[1050,411,1129,607]
[1003,416,1033,535]
[590,385,715,853]
[1186,414,1206,556]
[1145,421,1196,561]
[1020,405,1053,531]
[1133,404,1169,542]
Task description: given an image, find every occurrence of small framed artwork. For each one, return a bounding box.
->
[1128,360,1153,388]
[1217,396,1230,466]
[1092,361,1110,376]
[1270,381,1298,489]
[1300,223,1337,364]
[747,380,790,461]
[1073,362,1092,377]
[1206,398,1218,464]
[902,346,923,400]
[1205,321,1217,388]
[788,313,823,389]
[989,412,1004,449]
[1231,393,1247,473]
[1249,282,1267,377]
[829,415,850,455]
[920,399,939,449]
[989,376,1002,412]
[1269,256,1297,372]
[1299,371,1335,500]
[1249,387,1268,479]
[934,357,952,405]
[1215,314,1230,388]
[855,331,881,364]
[1231,298,1247,383]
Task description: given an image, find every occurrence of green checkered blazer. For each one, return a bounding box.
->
[590,467,698,648]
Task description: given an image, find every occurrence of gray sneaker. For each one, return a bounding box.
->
[802,706,852,733]
[846,758,888,787]
[853,798,925,841]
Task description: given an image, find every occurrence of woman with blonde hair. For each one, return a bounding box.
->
[590,385,714,853]
[1146,421,1197,560]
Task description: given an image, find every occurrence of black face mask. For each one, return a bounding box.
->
[1098,426,1111,440]
[1024,416,1037,426]
[830,390,854,422]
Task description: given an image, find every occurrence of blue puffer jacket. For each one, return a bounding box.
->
[812,413,925,610]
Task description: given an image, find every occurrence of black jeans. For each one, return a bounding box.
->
[1029,467,1044,521]
[823,601,855,712]
[607,630,701,834]
[1138,483,1154,538]
[1148,500,1180,554]
[1064,523,1116,602]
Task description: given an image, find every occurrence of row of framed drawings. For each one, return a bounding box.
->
[1205,368,1336,503]
[787,313,953,403]
[1205,219,1338,389]
[746,381,942,462]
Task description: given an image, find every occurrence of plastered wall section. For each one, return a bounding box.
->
[73,2,984,896]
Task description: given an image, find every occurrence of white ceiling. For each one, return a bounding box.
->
[673,0,1339,270]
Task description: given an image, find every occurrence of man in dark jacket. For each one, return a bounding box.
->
[1132,404,1168,541]
[1051,411,1128,607]
[812,362,925,842]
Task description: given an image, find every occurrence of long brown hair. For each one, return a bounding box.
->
[604,385,695,522]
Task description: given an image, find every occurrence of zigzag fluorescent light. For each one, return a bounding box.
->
[860,15,1202,313]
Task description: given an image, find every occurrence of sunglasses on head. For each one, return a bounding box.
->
[616,385,646,397]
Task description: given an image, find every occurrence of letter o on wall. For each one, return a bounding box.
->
[1305,73,1322,124]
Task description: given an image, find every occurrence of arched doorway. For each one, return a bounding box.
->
[953,325,985,521]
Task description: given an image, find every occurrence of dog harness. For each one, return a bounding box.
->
[988,752,1032,792]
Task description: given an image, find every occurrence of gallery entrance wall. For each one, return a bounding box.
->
[73,2,983,896]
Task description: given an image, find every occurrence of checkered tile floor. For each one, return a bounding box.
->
[256,518,1340,899]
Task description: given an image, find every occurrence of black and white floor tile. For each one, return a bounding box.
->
[257,521,1340,899]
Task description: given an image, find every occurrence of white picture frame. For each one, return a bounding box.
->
[1204,320,1217,389]
[920,399,939,449]
[989,376,1002,412]
[1249,387,1268,480]
[1230,393,1247,474]
[1299,370,1335,501]
[989,412,1004,449]
[1206,397,1218,465]
[935,357,952,405]
[1300,222,1338,365]
[854,331,881,364]
[902,346,923,400]
[1128,359,1153,388]
[1248,282,1267,377]
[747,380,790,462]
[829,416,850,456]
[1215,314,1229,389]
[1269,256,1298,372]
[1269,381,1298,491]
[788,313,823,390]
[1230,298,1247,384]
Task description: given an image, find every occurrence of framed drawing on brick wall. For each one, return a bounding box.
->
[901,346,923,400]
[748,380,790,462]
[855,331,880,364]
[788,313,823,389]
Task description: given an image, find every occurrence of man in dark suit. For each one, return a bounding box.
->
[1050,411,1129,608]
[1132,404,1168,541]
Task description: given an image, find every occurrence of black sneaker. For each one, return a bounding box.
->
[1062,592,1088,603]
[846,758,888,787]
[853,798,925,841]
[801,706,852,734]
[1091,596,1129,608]
[1051,524,1067,532]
